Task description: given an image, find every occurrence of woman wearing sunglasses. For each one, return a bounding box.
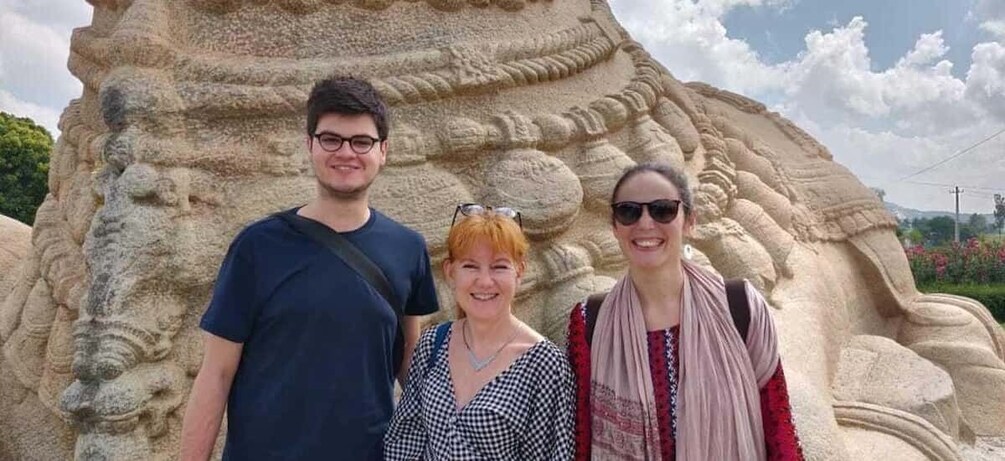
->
[385,204,574,460]
[566,163,803,460]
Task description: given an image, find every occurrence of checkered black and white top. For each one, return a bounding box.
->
[384,323,575,460]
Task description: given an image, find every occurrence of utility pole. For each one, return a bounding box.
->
[953,186,963,243]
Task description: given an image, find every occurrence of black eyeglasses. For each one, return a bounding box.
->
[312,132,383,154]
[451,203,523,228]
[611,199,686,226]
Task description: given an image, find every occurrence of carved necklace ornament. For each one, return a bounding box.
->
[461,319,520,372]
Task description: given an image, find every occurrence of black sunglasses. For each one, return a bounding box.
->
[451,203,522,228]
[611,199,686,226]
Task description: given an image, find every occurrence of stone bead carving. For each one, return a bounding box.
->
[482,149,583,239]
[571,140,635,212]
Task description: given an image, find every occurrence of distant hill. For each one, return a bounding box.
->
[884,202,995,223]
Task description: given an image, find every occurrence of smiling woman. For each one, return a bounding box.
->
[384,208,575,460]
[567,162,804,460]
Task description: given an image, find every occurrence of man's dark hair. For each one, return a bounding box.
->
[306,76,389,139]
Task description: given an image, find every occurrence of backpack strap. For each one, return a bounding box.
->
[426,322,451,371]
[584,278,751,346]
[725,279,751,342]
[584,292,607,347]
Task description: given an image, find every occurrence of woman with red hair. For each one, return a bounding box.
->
[385,204,574,460]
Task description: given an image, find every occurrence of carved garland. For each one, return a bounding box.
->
[191,0,553,14]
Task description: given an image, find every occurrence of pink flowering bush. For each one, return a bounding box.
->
[907,238,1005,322]
[906,238,1005,285]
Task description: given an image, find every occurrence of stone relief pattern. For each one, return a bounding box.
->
[191,0,553,15]
[1,0,1004,460]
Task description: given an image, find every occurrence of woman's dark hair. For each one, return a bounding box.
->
[306,76,389,139]
[610,162,694,217]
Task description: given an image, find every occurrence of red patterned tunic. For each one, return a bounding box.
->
[567,303,804,460]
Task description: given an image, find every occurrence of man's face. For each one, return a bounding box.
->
[308,113,387,200]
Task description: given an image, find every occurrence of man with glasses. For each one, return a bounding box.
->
[180,76,439,460]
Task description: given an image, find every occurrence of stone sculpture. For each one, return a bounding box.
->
[1,0,1003,459]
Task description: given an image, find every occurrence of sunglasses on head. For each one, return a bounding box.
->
[451,203,523,228]
[611,199,686,226]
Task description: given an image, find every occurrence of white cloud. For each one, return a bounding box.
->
[609,0,788,97]
[694,0,797,17]
[980,20,1005,39]
[966,42,1005,120]
[609,0,1005,212]
[781,20,975,135]
[795,118,1004,215]
[3,0,91,30]
[975,0,1005,22]
[0,1,89,135]
[782,17,887,120]
[0,89,61,135]
[899,31,950,67]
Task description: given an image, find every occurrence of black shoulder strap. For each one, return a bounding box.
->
[275,209,399,310]
[725,279,751,342]
[584,292,607,347]
[584,278,751,346]
[274,209,405,369]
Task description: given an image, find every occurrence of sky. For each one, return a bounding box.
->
[1,0,1004,214]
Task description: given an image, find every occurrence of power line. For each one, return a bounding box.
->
[896,126,1005,182]
[904,180,1004,193]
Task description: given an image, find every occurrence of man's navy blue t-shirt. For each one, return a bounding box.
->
[200,208,439,460]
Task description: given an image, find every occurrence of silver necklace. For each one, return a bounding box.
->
[461,320,519,372]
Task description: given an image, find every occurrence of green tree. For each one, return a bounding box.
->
[995,194,1005,237]
[0,112,52,225]
[967,213,989,235]
[917,216,956,245]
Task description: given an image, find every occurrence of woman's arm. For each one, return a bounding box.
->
[760,362,805,461]
[566,302,593,461]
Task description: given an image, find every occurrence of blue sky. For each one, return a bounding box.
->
[1,0,1004,214]
[724,0,983,76]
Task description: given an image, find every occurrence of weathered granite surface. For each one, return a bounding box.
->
[1,1,1003,459]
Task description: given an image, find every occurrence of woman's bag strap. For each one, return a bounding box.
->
[724,279,751,342]
[426,322,452,371]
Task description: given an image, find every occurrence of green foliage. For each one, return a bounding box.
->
[968,213,989,234]
[904,215,992,246]
[0,112,53,225]
[918,283,1005,323]
[910,216,956,245]
[995,194,1005,235]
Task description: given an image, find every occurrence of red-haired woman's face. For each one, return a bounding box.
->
[443,240,523,321]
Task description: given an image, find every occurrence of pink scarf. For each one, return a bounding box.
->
[590,261,779,460]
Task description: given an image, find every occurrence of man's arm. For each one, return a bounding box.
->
[180,332,244,461]
[397,315,424,386]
